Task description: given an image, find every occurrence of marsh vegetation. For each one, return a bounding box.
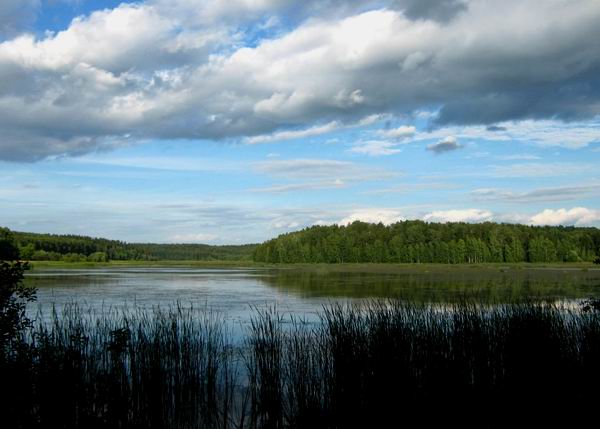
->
[3,300,600,428]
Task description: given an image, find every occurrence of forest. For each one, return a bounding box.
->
[253,220,600,264]
[5,221,600,264]
[7,229,256,262]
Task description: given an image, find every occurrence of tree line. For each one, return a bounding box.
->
[5,222,600,264]
[7,229,256,262]
[253,220,600,264]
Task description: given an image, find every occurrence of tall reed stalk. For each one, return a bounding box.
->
[2,300,599,428]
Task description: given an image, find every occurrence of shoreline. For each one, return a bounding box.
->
[27,260,599,272]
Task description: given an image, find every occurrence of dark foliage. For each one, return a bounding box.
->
[0,227,20,261]
[2,302,600,428]
[2,306,237,429]
[0,228,36,355]
[253,220,600,264]
[9,229,257,262]
[0,261,35,353]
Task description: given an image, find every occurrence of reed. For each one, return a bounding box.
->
[2,300,600,427]
[2,304,236,428]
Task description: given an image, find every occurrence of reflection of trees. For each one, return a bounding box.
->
[258,269,600,303]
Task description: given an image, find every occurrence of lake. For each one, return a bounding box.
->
[25,265,600,328]
[13,265,600,427]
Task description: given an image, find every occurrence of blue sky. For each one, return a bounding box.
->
[1,0,600,243]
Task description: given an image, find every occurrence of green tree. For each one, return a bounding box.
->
[248,220,598,264]
[0,228,20,261]
[88,251,108,262]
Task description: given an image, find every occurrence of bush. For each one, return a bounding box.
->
[0,261,35,353]
[0,228,20,261]
[0,228,36,357]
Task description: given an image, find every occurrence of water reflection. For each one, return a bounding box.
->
[262,267,600,301]
[25,267,600,323]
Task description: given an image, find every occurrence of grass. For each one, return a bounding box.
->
[3,301,600,427]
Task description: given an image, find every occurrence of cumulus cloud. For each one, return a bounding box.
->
[338,209,405,225]
[423,208,493,223]
[426,136,461,153]
[2,0,600,161]
[529,207,600,226]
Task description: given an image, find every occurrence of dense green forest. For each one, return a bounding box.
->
[5,221,600,264]
[253,221,600,264]
[5,229,256,262]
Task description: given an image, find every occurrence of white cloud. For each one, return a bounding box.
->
[415,119,600,149]
[503,120,600,149]
[348,140,402,156]
[250,158,394,193]
[246,114,386,144]
[490,162,592,178]
[253,158,396,181]
[364,182,458,194]
[171,232,219,242]
[0,4,210,72]
[272,220,300,229]
[471,185,600,204]
[426,136,461,153]
[529,207,600,226]
[338,208,404,225]
[377,125,416,139]
[2,1,600,160]
[423,208,493,223]
[246,121,340,144]
[496,154,540,161]
[149,0,289,26]
[74,155,238,172]
[250,179,345,193]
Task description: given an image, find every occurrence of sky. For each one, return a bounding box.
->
[1,0,600,244]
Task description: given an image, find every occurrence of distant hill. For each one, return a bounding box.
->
[10,230,256,262]
[253,220,600,264]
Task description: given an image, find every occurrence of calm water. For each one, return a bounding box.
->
[25,266,600,327]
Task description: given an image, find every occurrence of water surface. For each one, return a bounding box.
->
[25,266,600,327]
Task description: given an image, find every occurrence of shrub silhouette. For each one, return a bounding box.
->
[0,228,36,355]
